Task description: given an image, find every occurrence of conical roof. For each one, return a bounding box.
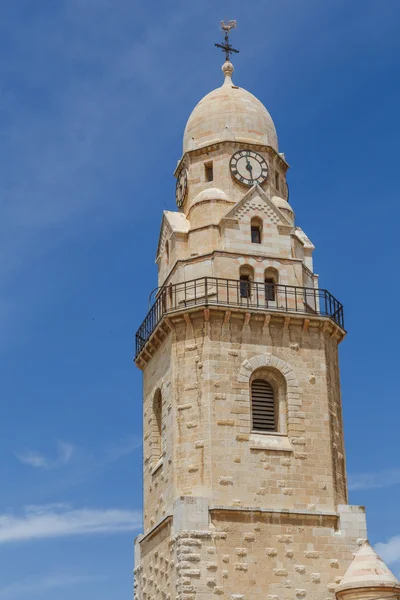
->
[336,541,400,594]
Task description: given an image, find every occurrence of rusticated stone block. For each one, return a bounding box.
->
[185,569,201,577]
[295,565,306,574]
[236,434,249,442]
[213,532,227,540]
[329,559,339,568]
[274,568,288,576]
[291,437,306,446]
[179,539,201,547]
[278,535,292,544]
[305,551,320,559]
[219,477,234,486]
[185,554,201,562]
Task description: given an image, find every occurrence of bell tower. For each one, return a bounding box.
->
[133,24,399,600]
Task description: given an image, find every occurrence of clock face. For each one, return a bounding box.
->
[175,169,188,208]
[230,150,269,186]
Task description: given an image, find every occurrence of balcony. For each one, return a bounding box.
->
[135,277,344,358]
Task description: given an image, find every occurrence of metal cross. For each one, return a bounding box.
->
[214,19,239,61]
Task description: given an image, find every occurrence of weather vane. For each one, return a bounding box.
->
[215,20,239,61]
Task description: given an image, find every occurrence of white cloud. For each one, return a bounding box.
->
[0,574,105,599]
[375,536,400,565]
[348,469,400,491]
[0,504,141,544]
[15,441,75,470]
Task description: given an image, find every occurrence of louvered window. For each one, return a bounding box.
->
[251,379,276,432]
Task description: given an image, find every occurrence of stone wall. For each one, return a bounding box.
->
[134,504,367,600]
[142,334,175,532]
[162,308,346,512]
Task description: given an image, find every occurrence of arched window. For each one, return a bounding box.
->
[251,217,262,244]
[264,268,279,303]
[251,379,276,432]
[153,389,163,459]
[239,265,254,299]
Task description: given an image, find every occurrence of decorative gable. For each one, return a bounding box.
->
[294,226,315,250]
[222,184,292,230]
[156,210,190,261]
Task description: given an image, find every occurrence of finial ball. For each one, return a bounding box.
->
[222,61,234,78]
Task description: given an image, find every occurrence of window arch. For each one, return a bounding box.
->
[239,265,254,299]
[152,389,163,459]
[250,217,262,244]
[251,378,277,432]
[264,268,279,303]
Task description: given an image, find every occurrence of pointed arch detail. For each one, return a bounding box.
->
[238,353,302,415]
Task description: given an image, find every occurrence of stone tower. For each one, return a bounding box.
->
[133,54,399,600]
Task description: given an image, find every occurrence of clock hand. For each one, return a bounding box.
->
[245,158,253,181]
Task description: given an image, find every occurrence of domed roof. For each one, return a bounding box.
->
[192,187,230,204]
[183,61,278,154]
[271,195,293,212]
[336,542,400,595]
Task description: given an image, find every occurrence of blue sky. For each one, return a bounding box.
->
[1,0,400,597]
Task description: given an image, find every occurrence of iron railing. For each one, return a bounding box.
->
[135,277,344,357]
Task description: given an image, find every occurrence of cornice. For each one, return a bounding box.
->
[174,141,290,178]
[161,249,305,287]
[135,307,346,369]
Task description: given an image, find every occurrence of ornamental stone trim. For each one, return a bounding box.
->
[238,353,302,427]
[238,354,298,389]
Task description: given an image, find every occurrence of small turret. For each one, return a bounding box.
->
[336,541,400,600]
